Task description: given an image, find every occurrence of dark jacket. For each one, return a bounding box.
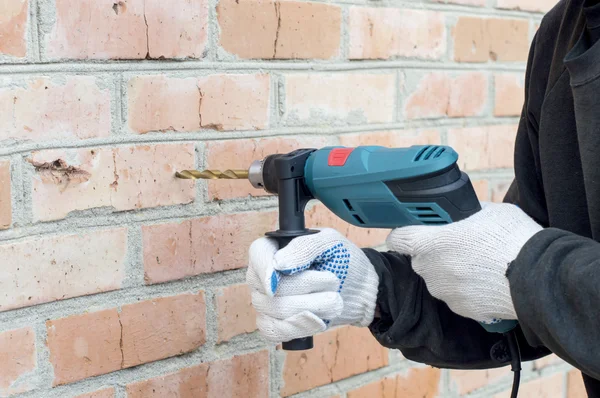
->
[366,1,600,395]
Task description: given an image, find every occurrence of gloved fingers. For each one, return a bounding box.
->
[256,311,327,344]
[248,237,279,296]
[275,270,341,296]
[385,225,432,255]
[252,291,343,320]
[273,228,348,274]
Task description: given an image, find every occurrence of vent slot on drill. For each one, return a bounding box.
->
[414,146,429,162]
[343,199,354,211]
[414,146,442,162]
[409,206,448,225]
[353,214,365,224]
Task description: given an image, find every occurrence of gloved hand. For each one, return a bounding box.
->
[246,228,379,344]
[386,202,542,325]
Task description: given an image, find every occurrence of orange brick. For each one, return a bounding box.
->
[491,180,514,203]
[339,130,441,148]
[218,0,341,59]
[347,367,441,398]
[0,160,10,230]
[74,388,115,398]
[349,8,445,60]
[450,366,510,394]
[205,137,330,201]
[30,144,195,221]
[0,77,111,142]
[128,74,270,133]
[496,0,557,12]
[0,228,126,312]
[281,326,388,396]
[453,17,529,62]
[493,372,563,398]
[405,72,488,119]
[568,370,587,398]
[47,309,122,386]
[284,73,395,125]
[472,179,490,201]
[216,284,257,343]
[448,125,517,171]
[126,351,269,398]
[0,0,28,57]
[0,327,36,396]
[46,0,208,59]
[495,74,525,117]
[120,293,206,368]
[142,212,278,284]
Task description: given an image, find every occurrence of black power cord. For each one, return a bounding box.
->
[505,331,522,398]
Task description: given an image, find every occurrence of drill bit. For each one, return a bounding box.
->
[175,169,249,180]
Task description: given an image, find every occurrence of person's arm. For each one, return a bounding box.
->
[364,249,550,369]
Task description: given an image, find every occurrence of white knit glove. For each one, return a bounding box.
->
[246,228,379,344]
[386,202,542,325]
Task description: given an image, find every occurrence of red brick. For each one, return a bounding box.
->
[0,160,10,230]
[448,125,517,171]
[0,77,111,142]
[453,17,529,62]
[0,328,36,396]
[128,74,270,133]
[339,130,441,148]
[495,74,525,117]
[47,309,122,386]
[450,366,510,394]
[349,7,445,60]
[197,74,270,131]
[0,228,126,312]
[30,144,195,221]
[0,0,28,57]
[74,388,115,398]
[568,369,587,398]
[491,180,514,203]
[347,367,441,398]
[284,73,395,125]
[218,0,341,59]
[205,137,330,201]
[496,0,557,12]
[216,284,257,343]
[281,326,388,396]
[120,293,206,368]
[46,0,208,59]
[493,372,563,398]
[126,351,269,398]
[405,72,488,119]
[142,211,278,284]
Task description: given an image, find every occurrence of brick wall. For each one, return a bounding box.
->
[0,0,585,397]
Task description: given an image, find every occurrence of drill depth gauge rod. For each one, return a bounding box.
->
[176,145,522,397]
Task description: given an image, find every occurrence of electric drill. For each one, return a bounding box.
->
[176,145,518,347]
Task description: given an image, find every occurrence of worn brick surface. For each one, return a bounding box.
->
[0,160,10,230]
[216,284,257,343]
[347,368,441,398]
[142,212,278,284]
[448,125,518,171]
[0,327,36,396]
[495,74,525,117]
[120,293,206,368]
[0,228,126,312]
[218,0,341,59]
[126,351,269,398]
[283,73,396,125]
[30,144,195,221]
[205,137,330,200]
[453,17,530,62]
[405,72,488,119]
[450,366,511,395]
[281,326,388,396]
[47,309,122,386]
[0,0,28,57]
[349,8,445,60]
[0,77,111,142]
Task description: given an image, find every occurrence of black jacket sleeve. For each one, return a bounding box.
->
[364,249,550,369]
